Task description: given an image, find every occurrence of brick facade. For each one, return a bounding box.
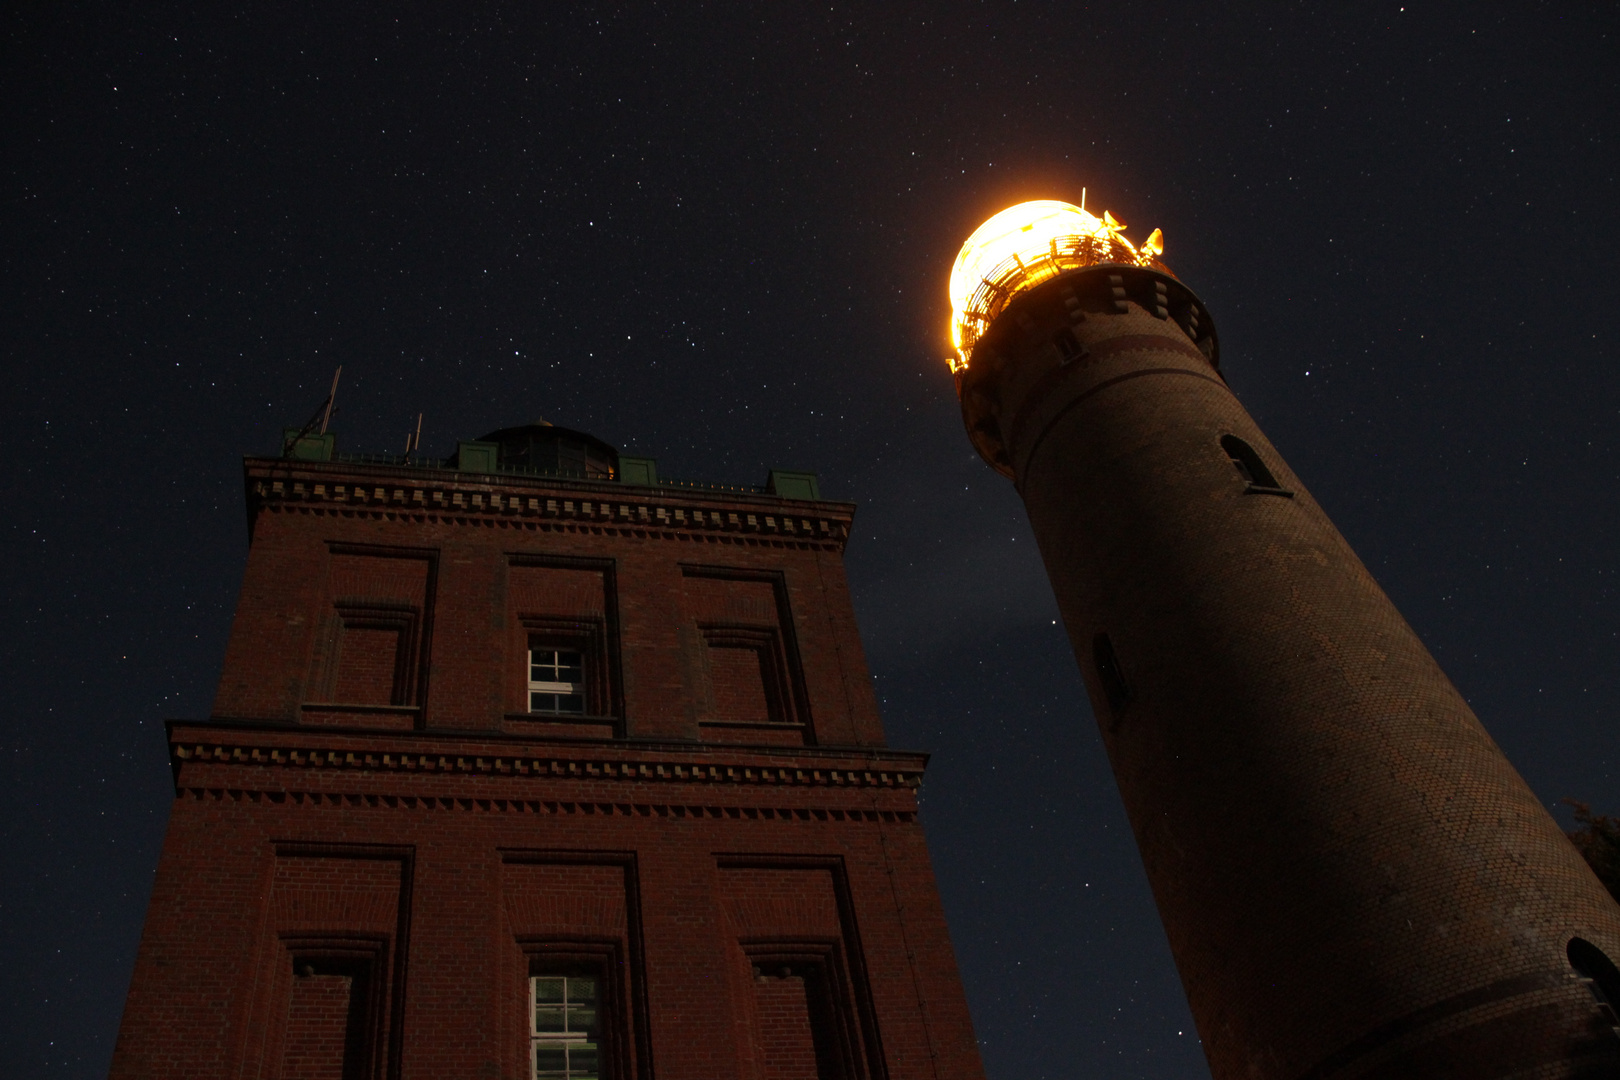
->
[110,451,985,1080]
[956,262,1620,1079]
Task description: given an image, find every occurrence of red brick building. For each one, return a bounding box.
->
[110,424,985,1080]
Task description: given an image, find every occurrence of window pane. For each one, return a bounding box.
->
[531,648,574,680]
[569,976,597,1002]
[534,1044,568,1075]
[569,1042,599,1078]
[531,691,587,715]
[534,977,566,1003]
[568,1005,597,1033]
[534,1007,567,1035]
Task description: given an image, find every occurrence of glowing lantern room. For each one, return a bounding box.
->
[948,198,1167,372]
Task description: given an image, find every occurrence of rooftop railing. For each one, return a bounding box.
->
[327,452,770,494]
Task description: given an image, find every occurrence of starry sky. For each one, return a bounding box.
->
[4,3,1619,1078]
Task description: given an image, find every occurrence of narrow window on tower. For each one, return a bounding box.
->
[1052,326,1086,364]
[1093,633,1131,716]
[529,640,587,715]
[532,974,602,1080]
[1568,937,1620,1036]
[1220,434,1292,496]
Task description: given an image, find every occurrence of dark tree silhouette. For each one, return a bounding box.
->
[1564,800,1620,905]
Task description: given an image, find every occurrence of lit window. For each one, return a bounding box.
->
[529,645,586,715]
[532,975,600,1080]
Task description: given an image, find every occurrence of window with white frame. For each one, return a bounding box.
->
[531,975,600,1080]
[529,641,586,715]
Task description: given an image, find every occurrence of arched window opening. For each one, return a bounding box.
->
[1092,633,1131,716]
[1569,938,1620,1015]
[1220,434,1290,495]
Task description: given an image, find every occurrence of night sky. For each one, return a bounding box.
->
[4,3,1620,1078]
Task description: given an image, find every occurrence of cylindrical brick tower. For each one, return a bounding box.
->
[947,200,1620,1079]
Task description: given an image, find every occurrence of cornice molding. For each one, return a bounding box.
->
[173,785,918,825]
[167,724,927,797]
[244,460,853,552]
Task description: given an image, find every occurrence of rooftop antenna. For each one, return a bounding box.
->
[405,412,423,456]
[1080,187,1087,213]
[281,365,345,458]
[319,366,342,434]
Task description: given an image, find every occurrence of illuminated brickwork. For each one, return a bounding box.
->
[110,452,984,1080]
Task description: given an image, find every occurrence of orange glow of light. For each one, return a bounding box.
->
[947,198,1168,372]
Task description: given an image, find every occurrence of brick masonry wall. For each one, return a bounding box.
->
[112,466,982,1080]
[752,976,821,1080]
[212,469,884,748]
[111,753,981,1080]
[960,264,1620,1079]
[333,625,404,705]
[282,972,357,1080]
[707,644,776,724]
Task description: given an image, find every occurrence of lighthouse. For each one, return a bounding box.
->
[947,198,1620,1079]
